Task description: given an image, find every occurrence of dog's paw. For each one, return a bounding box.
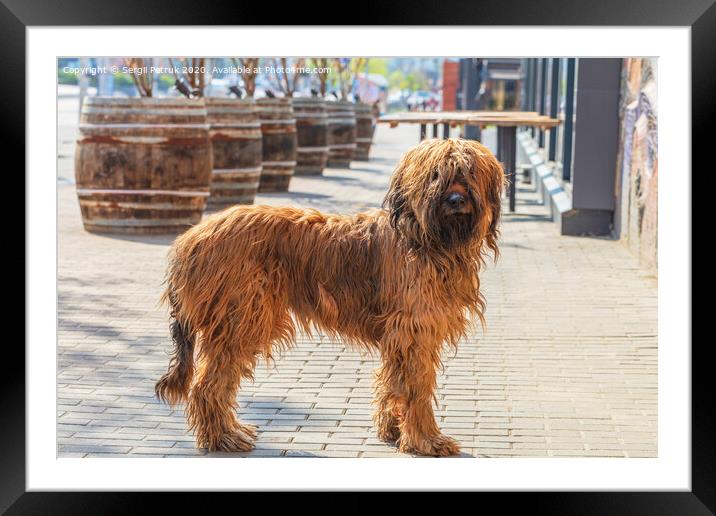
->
[211,424,257,452]
[241,422,258,440]
[376,424,401,443]
[374,412,400,442]
[398,433,461,457]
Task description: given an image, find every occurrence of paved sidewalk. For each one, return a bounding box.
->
[58,116,657,458]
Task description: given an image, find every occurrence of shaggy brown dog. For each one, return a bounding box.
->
[156,138,505,456]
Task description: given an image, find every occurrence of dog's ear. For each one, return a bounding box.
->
[481,153,506,260]
[383,179,426,251]
[383,181,407,233]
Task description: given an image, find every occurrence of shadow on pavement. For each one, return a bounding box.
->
[501,213,551,223]
[260,191,333,200]
[317,174,361,184]
[500,241,534,250]
[513,196,543,205]
[345,166,387,175]
[91,233,178,246]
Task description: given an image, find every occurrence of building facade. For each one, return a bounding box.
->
[521,57,657,274]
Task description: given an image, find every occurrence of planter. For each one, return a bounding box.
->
[74,97,212,235]
[326,100,357,168]
[353,102,374,161]
[292,97,329,175]
[205,97,262,208]
[256,97,297,192]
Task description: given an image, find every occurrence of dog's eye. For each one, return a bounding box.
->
[431,170,440,181]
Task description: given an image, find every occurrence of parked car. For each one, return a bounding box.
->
[406,90,440,111]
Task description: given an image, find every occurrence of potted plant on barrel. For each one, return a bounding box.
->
[171,57,266,208]
[308,58,331,98]
[269,58,329,176]
[73,56,212,234]
[168,57,212,98]
[125,57,154,97]
[349,58,375,161]
[233,58,260,97]
[252,58,299,191]
[269,57,305,98]
[333,58,353,101]
[324,58,358,167]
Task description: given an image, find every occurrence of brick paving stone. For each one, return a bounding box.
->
[57,96,657,458]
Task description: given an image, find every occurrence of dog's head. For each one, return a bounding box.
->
[383,138,505,258]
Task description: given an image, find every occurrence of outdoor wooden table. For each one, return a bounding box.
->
[378,111,561,212]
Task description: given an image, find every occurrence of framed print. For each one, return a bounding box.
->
[9,0,711,513]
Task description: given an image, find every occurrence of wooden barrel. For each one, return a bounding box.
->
[256,97,297,192]
[74,97,212,235]
[326,100,357,168]
[292,97,329,175]
[205,97,262,208]
[353,102,374,161]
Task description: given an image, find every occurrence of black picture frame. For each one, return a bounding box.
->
[8,0,709,513]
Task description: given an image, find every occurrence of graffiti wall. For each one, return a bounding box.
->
[616,58,658,273]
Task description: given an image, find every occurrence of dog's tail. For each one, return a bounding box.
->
[155,290,195,406]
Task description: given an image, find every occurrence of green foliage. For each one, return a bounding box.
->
[404,71,429,91]
[112,72,135,87]
[157,74,176,90]
[367,59,389,77]
[58,70,79,85]
[388,70,405,90]
[388,69,429,92]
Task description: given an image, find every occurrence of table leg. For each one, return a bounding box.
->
[497,126,517,213]
[496,126,503,162]
[420,124,427,141]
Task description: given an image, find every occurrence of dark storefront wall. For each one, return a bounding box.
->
[522,58,621,236]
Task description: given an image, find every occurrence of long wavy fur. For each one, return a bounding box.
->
[156,137,505,456]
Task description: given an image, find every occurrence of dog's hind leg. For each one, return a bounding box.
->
[185,265,293,453]
[185,322,259,452]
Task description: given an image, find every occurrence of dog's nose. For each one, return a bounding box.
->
[446,192,465,209]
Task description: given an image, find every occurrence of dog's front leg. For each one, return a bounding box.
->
[377,331,460,457]
[373,357,403,443]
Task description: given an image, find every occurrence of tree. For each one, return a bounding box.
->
[404,71,429,92]
[389,70,406,91]
[269,58,306,97]
[350,58,368,100]
[169,57,211,98]
[307,58,331,97]
[124,57,153,97]
[332,58,353,100]
[367,58,389,77]
[232,58,259,97]
[331,58,369,100]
